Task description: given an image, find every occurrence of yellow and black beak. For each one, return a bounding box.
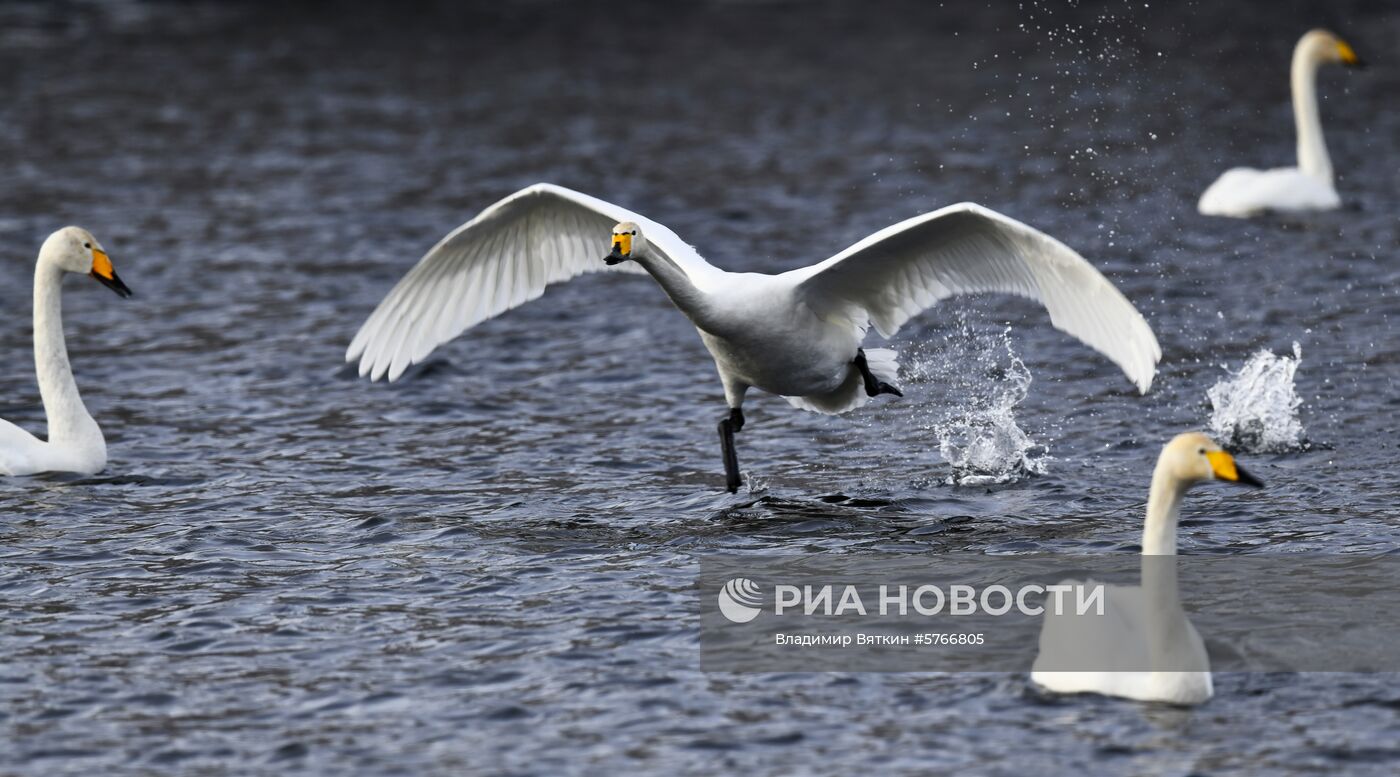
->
[1338,40,1366,69]
[605,233,632,265]
[1206,450,1263,488]
[89,249,133,298]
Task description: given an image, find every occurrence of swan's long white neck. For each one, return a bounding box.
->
[1141,459,1191,669]
[1142,464,1185,558]
[33,261,101,447]
[633,250,722,333]
[1291,39,1332,183]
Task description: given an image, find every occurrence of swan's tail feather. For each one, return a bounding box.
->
[784,349,902,415]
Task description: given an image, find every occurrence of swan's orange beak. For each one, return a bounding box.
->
[90,249,133,298]
[606,233,632,265]
[1337,40,1365,68]
[1207,450,1263,487]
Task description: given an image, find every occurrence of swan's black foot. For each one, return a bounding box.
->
[854,348,903,398]
[718,408,744,493]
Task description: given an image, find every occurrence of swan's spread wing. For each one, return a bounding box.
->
[793,203,1161,393]
[347,183,698,382]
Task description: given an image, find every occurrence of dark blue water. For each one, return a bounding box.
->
[2,1,1399,774]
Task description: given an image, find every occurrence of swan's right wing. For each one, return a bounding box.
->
[792,203,1161,393]
[347,183,700,382]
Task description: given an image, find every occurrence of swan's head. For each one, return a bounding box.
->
[40,227,133,298]
[1299,29,1366,69]
[1159,432,1262,489]
[605,222,646,265]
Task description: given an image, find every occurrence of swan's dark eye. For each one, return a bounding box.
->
[84,242,91,249]
[631,230,637,235]
[1198,448,1206,455]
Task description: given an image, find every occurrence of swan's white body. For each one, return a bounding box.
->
[1031,433,1262,705]
[348,184,1160,486]
[1198,29,1363,218]
[0,228,131,477]
[1199,167,1339,217]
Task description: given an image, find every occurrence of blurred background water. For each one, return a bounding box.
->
[1,0,1398,774]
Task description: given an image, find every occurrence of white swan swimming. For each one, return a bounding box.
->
[0,227,132,477]
[1030,432,1262,705]
[347,184,1161,491]
[1198,29,1365,217]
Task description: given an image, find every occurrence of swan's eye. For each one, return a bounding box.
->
[84,242,91,249]
[631,230,637,236]
[1198,448,1206,455]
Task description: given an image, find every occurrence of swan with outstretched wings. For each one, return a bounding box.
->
[348,183,1160,492]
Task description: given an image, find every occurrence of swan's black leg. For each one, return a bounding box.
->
[718,408,744,493]
[854,348,903,398]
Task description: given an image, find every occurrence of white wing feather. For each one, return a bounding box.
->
[346,183,703,382]
[791,202,1161,393]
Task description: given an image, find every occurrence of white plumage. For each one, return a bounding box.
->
[1199,29,1365,218]
[1,227,132,477]
[1031,432,1262,705]
[348,183,1161,490]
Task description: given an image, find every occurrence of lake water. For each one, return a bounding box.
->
[2,1,1399,774]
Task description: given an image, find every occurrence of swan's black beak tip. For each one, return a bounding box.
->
[604,248,629,266]
[91,269,133,298]
[1233,463,1264,489]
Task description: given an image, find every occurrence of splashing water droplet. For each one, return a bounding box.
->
[1207,342,1307,453]
[905,320,1050,485]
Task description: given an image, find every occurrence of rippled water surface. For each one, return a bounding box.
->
[3,1,1400,774]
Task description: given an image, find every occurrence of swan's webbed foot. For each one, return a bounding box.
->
[718,408,744,493]
[854,348,903,398]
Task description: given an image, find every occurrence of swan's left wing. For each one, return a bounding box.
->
[345,183,703,382]
[792,203,1161,393]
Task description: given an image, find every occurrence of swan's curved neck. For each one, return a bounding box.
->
[1142,466,1185,557]
[1142,463,1188,666]
[1292,42,1332,182]
[34,262,99,446]
[633,250,721,332]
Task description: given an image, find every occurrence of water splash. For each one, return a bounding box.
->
[1207,342,1307,453]
[906,321,1050,485]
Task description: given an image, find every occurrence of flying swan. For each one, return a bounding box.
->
[0,227,133,477]
[1198,29,1366,217]
[347,184,1161,491]
[1031,432,1262,705]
